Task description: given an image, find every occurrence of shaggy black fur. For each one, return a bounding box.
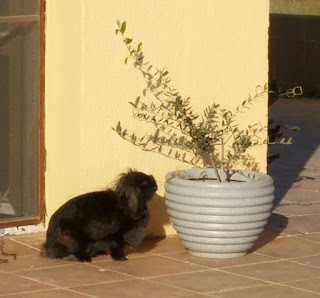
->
[42,170,157,262]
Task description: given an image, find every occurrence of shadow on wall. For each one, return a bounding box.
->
[268,98,320,206]
[146,193,171,237]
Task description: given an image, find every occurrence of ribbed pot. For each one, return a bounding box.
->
[165,168,275,258]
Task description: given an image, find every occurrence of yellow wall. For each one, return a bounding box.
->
[45,0,269,236]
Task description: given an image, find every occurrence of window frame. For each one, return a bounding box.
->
[0,0,45,228]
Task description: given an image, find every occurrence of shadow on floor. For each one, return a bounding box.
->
[250,213,288,252]
[268,98,320,206]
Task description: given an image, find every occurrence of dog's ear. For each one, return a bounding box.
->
[125,187,138,218]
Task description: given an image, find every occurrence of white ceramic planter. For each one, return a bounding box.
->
[165,168,275,258]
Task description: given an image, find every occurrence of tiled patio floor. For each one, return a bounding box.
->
[0,230,320,297]
[0,98,319,297]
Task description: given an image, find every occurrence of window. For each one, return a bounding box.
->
[0,0,44,226]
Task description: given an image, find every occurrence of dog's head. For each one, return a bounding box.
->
[115,170,158,219]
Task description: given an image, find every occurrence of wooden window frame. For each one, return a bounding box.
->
[0,0,45,229]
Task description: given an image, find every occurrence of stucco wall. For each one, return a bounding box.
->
[45,0,269,236]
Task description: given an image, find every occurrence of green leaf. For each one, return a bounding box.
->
[115,29,119,35]
[137,42,143,52]
[162,71,168,77]
[135,96,140,107]
[116,121,122,133]
[125,38,133,44]
[125,57,128,64]
[122,129,127,137]
[120,21,126,34]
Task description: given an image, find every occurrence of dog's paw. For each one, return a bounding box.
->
[111,250,128,261]
[74,253,92,263]
[113,255,128,261]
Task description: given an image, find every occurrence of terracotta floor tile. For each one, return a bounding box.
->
[90,236,185,262]
[283,215,320,234]
[222,260,320,283]
[252,235,320,259]
[0,255,69,272]
[267,214,320,235]
[1,288,92,298]
[179,295,218,298]
[213,284,320,298]
[274,201,320,216]
[149,269,266,293]
[285,277,320,294]
[140,236,186,254]
[162,251,277,269]
[72,278,195,298]
[0,272,53,296]
[0,238,40,257]
[250,228,289,252]
[9,233,46,251]
[274,186,320,203]
[296,233,320,243]
[290,255,320,268]
[15,263,133,288]
[92,255,206,278]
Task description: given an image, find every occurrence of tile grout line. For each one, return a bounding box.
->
[85,262,206,296]
[213,256,320,295]
[286,252,320,260]
[85,262,142,279]
[249,253,320,271]
[281,276,320,284]
[87,258,211,279]
[144,268,213,279]
[203,281,320,296]
[135,264,320,297]
[68,277,139,289]
[7,262,79,273]
[287,259,320,270]
[252,251,320,261]
[9,237,43,252]
[214,267,312,290]
[203,283,274,295]
[140,277,208,297]
[0,271,99,298]
[277,200,320,205]
[275,281,320,296]
[156,252,285,271]
[154,253,213,269]
[291,235,320,245]
[0,287,99,298]
[285,213,320,218]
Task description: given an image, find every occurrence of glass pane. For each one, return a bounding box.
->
[0,0,39,16]
[0,19,39,221]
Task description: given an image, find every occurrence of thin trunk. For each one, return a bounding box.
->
[220,142,225,182]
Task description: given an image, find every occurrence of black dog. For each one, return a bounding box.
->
[42,170,157,262]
